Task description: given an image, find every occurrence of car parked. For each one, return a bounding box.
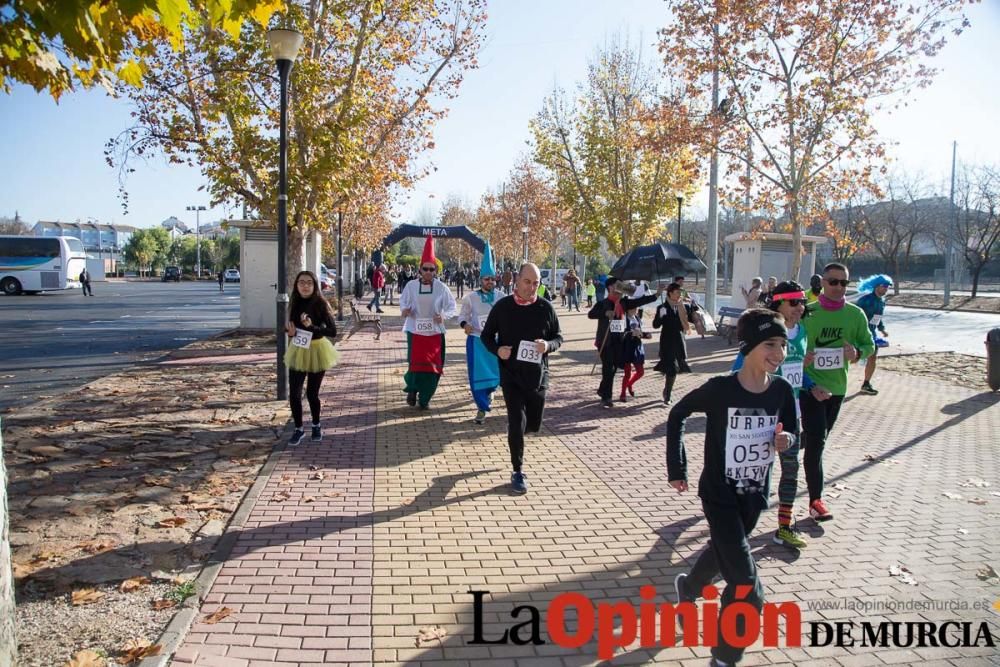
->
[161,266,181,282]
[224,268,240,283]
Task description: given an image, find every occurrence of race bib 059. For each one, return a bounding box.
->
[291,328,313,349]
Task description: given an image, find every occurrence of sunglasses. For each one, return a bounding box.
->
[420,267,437,272]
[825,278,850,287]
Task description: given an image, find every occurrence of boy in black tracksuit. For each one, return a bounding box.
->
[666,308,798,666]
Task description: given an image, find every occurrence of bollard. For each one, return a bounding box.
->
[987,328,1000,392]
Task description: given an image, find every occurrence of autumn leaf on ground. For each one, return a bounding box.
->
[156,517,188,528]
[309,465,319,471]
[71,588,106,606]
[310,471,325,481]
[202,607,235,624]
[28,549,61,565]
[977,565,999,581]
[279,474,294,485]
[77,540,116,554]
[64,649,105,667]
[401,498,415,506]
[960,478,990,488]
[942,492,963,500]
[142,474,172,486]
[119,639,162,664]
[119,576,150,593]
[968,498,988,506]
[415,626,447,646]
[323,490,342,498]
[302,495,316,503]
[272,490,292,502]
[97,458,116,467]
[151,598,177,610]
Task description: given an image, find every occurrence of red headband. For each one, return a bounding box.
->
[772,291,805,302]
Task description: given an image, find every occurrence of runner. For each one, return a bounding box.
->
[399,237,457,410]
[731,280,816,549]
[459,243,501,424]
[619,301,649,401]
[588,280,657,408]
[668,307,798,667]
[652,282,692,405]
[807,274,822,304]
[480,263,563,495]
[284,270,339,447]
[855,274,893,395]
[800,262,875,521]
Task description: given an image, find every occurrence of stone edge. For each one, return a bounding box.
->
[136,431,289,667]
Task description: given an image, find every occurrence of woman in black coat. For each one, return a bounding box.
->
[652,282,692,405]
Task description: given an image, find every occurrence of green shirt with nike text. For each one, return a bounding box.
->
[802,301,875,396]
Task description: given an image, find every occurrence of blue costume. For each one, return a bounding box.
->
[856,274,892,347]
[459,243,501,414]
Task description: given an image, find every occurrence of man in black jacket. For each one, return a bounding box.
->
[480,263,562,495]
[588,278,660,408]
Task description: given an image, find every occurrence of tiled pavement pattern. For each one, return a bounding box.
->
[171,305,1000,666]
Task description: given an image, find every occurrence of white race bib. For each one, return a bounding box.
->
[291,328,313,349]
[516,339,543,365]
[415,318,435,334]
[725,410,777,485]
[869,314,882,326]
[609,319,626,334]
[478,315,489,330]
[780,361,804,389]
[814,347,844,370]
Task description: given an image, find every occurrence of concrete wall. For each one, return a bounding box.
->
[238,228,322,330]
[0,421,17,666]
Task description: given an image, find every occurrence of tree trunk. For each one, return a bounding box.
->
[789,197,803,281]
[0,423,17,665]
[971,263,983,298]
[891,257,900,296]
[288,225,307,292]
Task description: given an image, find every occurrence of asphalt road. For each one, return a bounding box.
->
[0,280,240,415]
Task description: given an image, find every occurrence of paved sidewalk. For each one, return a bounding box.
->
[170,305,1000,666]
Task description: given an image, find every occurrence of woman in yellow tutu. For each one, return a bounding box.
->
[284,270,339,446]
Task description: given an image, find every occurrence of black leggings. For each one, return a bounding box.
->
[799,391,846,501]
[289,370,326,428]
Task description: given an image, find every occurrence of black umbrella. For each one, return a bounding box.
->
[610,242,707,283]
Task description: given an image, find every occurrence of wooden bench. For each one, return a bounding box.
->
[716,306,744,345]
[346,299,382,340]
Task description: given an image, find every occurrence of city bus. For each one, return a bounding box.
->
[0,235,88,295]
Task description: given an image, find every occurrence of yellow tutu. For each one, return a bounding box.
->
[284,337,339,373]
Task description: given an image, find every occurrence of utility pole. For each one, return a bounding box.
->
[945,141,956,306]
[703,21,723,317]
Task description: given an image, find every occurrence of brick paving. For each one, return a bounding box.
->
[171,304,1000,666]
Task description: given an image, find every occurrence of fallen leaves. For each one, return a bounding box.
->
[151,598,177,610]
[888,563,918,586]
[942,492,963,500]
[976,564,998,581]
[142,474,172,486]
[119,639,162,664]
[302,495,316,504]
[119,577,150,593]
[77,539,116,555]
[202,607,235,624]
[968,498,988,506]
[155,517,188,528]
[71,588,106,606]
[64,649,105,667]
[279,474,295,485]
[310,471,325,481]
[272,490,292,502]
[959,478,990,488]
[415,625,447,646]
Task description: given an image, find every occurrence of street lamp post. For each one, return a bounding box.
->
[675,195,683,245]
[268,27,304,402]
[186,205,206,276]
[337,209,344,321]
[522,204,530,263]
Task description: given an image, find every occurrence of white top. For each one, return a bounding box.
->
[458,289,498,337]
[399,278,457,335]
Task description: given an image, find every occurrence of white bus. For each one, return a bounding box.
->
[0,235,88,295]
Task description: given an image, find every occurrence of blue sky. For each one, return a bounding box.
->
[1,0,998,231]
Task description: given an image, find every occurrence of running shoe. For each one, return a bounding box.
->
[773,526,808,549]
[406,391,417,406]
[860,382,879,395]
[673,573,696,631]
[628,386,635,397]
[601,399,613,409]
[311,424,322,442]
[288,428,305,447]
[618,393,627,402]
[474,410,486,424]
[809,498,834,522]
[510,472,528,495]
[875,337,889,348]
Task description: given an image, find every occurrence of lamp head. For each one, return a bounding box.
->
[268,28,304,63]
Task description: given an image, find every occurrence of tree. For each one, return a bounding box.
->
[532,38,698,257]
[0,215,29,235]
[0,0,281,100]
[123,227,170,276]
[951,165,1000,297]
[108,0,486,287]
[663,0,973,279]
